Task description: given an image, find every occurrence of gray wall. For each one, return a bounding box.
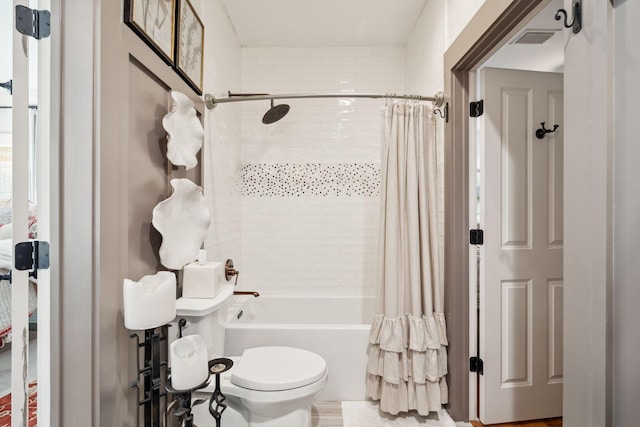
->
[562,1,613,426]
[59,0,204,425]
[97,1,203,424]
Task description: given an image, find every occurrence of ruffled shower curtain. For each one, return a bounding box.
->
[366,102,448,415]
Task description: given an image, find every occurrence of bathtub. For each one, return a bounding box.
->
[224,295,374,401]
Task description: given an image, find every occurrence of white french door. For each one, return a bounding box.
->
[5,1,51,426]
[476,67,563,424]
[9,1,33,424]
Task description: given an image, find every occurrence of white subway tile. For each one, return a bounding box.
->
[235,46,405,296]
[339,47,373,57]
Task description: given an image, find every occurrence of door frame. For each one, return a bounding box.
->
[38,0,60,424]
[444,0,614,424]
[442,0,553,421]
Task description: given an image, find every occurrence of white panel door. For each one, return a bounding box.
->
[478,67,563,424]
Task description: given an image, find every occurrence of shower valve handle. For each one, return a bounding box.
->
[225,259,239,286]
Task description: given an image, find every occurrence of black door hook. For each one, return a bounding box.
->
[555,0,582,34]
[536,122,559,139]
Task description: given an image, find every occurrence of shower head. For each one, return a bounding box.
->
[262,99,290,124]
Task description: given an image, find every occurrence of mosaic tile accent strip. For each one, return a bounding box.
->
[241,163,381,197]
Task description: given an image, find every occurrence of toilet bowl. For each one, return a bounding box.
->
[192,346,328,427]
[173,286,328,427]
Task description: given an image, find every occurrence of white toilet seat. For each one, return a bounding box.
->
[199,346,328,399]
[231,346,327,391]
[221,367,328,404]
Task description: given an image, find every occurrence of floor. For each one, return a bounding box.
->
[312,402,562,427]
[470,419,562,427]
[312,401,344,427]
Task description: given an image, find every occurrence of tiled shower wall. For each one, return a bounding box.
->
[237,47,405,296]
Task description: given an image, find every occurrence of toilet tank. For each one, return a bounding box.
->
[173,283,235,359]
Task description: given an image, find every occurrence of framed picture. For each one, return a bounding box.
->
[175,0,204,95]
[124,0,176,65]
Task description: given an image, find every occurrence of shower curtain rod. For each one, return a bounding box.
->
[204,91,445,109]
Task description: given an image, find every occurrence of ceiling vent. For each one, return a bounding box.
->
[511,29,559,45]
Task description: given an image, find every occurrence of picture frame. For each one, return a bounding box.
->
[175,0,204,95]
[124,0,176,65]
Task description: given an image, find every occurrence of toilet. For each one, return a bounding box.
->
[172,284,328,427]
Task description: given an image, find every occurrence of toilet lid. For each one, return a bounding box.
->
[230,346,327,391]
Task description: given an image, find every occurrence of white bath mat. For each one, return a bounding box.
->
[341,401,457,427]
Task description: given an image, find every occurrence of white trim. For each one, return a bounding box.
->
[467,69,479,421]
[36,0,52,424]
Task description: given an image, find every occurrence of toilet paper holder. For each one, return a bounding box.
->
[224,259,239,285]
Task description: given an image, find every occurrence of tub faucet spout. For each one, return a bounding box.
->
[233,291,260,298]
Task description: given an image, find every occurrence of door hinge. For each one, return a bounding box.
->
[15,241,50,279]
[470,100,484,117]
[15,5,51,40]
[470,356,484,375]
[0,80,11,95]
[470,229,484,245]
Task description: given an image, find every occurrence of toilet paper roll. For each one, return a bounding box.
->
[170,335,209,390]
[123,271,177,330]
[182,261,224,298]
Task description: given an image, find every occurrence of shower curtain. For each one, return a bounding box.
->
[366,102,448,415]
